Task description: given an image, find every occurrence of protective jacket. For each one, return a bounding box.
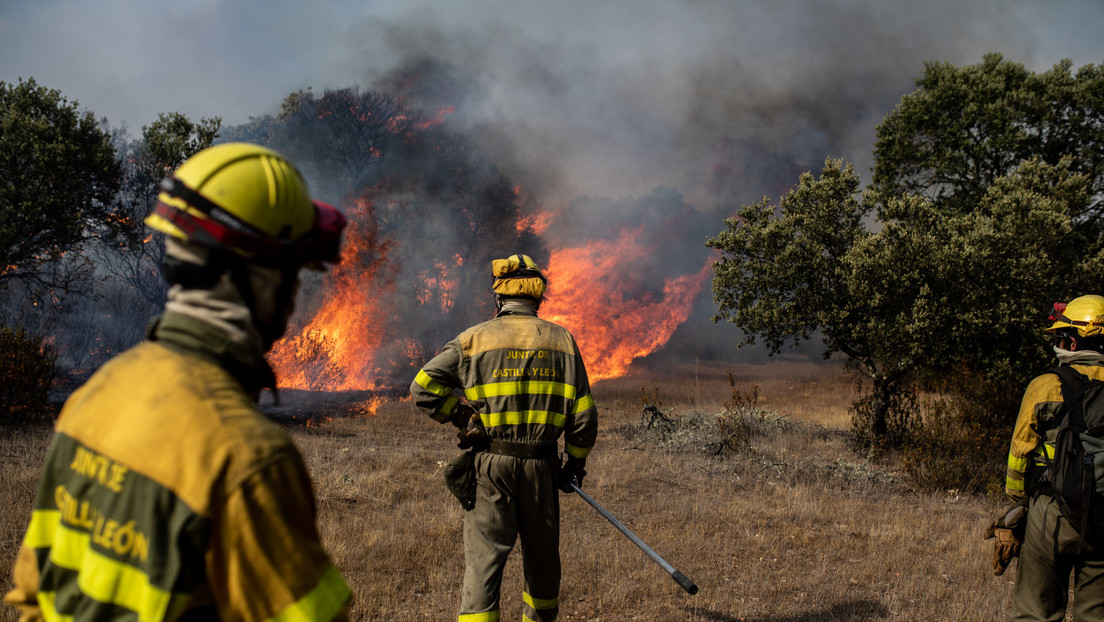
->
[1005,357,1104,501]
[410,302,598,621]
[1005,353,1104,621]
[4,312,350,622]
[411,304,597,459]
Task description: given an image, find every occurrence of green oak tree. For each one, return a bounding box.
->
[105,112,221,304]
[708,55,1104,444]
[873,53,1104,226]
[0,77,120,296]
[708,158,1100,441]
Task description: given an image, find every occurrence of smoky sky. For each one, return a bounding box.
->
[3,0,1103,368]
[2,0,1101,207]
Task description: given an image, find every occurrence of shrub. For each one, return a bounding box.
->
[711,370,763,455]
[850,382,919,453]
[0,326,58,422]
[901,377,1015,497]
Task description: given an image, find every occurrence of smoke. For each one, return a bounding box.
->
[334,0,1043,367]
[7,0,1095,380]
[362,0,1034,205]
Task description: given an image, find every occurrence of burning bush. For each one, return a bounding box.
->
[0,326,58,422]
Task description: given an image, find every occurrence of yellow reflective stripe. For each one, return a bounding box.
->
[482,410,566,428]
[459,611,500,622]
[433,395,460,423]
[1006,477,1025,492]
[49,524,171,622]
[572,394,594,415]
[24,509,60,548]
[465,381,576,400]
[565,442,591,459]
[269,564,350,622]
[415,370,453,396]
[523,591,558,610]
[36,591,73,622]
[1007,453,1028,471]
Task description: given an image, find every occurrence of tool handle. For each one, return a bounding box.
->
[671,571,699,595]
[571,482,699,595]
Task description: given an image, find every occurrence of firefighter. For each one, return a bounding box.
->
[410,253,598,622]
[992,294,1104,620]
[4,143,352,621]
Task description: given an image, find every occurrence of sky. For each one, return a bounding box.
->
[2,0,1102,365]
[2,0,1101,210]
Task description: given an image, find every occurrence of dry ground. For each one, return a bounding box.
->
[1,359,1016,621]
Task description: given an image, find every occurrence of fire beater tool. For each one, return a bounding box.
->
[569,481,699,595]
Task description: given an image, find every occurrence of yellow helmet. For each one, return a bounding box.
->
[1047,295,1104,338]
[492,253,547,300]
[145,143,345,268]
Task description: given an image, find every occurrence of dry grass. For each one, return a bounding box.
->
[1,360,1015,621]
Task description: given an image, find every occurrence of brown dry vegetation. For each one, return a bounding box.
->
[1,360,1015,621]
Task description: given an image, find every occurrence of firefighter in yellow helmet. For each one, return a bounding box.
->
[990,294,1104,620]
[410,254,598,622]
[4,143,352,621]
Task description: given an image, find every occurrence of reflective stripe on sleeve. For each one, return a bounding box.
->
[35,591,73,622]
[414,370,453,397]
[1006,452,1027,494]
[571,394,594,415]
[433,395,460,423]
[24,509,60,549]
[565,442,591,459]
[1007,453,1028,472]
[268,564,350,622]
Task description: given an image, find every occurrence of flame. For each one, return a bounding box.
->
[269,194,396,391]
[354,396,383,418]
[516,211,557,235]
[541,228,712,382]
[417,105,456,130]
[417,260,458,313]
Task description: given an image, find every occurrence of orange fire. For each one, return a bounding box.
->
[516,211,557,235]
[268,194,396,391]
[354,396,383,418]
[541,227,712,382]
[270,199,711,391]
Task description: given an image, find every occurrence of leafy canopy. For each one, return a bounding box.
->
[709,55,1104,399]
[0,77,120,293]
[873,53,1104,227]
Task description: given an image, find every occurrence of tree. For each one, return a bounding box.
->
[104,112,221,306]
[873,54,1104,229]
[234,86,543,379]
[708,56,1104,444]
[707,158,1101,441]
[0,77,120,295]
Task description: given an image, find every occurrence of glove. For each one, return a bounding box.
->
[983,501,1027,576]
[456,414,486,449]
[449,404,477,429]
[558,456,587,493]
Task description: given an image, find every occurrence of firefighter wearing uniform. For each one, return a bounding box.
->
[4,143,352,622]
[1002,295,1104,621]
[410,254,598,622]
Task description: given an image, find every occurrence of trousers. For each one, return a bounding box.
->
[459,452,561,622]
[1014,494,1104,621]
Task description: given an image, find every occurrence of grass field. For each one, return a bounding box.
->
[1,359,1016,620]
